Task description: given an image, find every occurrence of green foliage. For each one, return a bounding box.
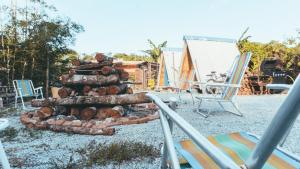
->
[82,53,95,61]
[143,39,167,62]
[0,0,83,92]
[113,53,153,62]
[237,29,300,74]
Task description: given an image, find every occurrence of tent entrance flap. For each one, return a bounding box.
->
[157,48,182,88]
[179,35,240,89]
[164,61,169,86]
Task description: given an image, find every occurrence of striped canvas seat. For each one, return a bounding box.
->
[222,52,252,100]
[15,80,35,97]
[196,52,252,117]
[176,132,300,169]
[13,80,43,109]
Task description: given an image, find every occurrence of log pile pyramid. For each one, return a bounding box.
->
[20,53,157,135]
[56,53,132,120]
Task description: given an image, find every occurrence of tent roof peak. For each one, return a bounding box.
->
[183,35,236,43]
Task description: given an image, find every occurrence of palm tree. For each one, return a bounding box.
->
[143,39,167,62]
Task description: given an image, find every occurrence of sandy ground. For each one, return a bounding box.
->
[1,92,300,169]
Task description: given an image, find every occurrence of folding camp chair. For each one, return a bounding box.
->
[13,80,43,109]
[147,74,300,169]
[195,52,252,117]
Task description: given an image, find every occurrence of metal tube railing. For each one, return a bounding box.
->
[159,110,180,169]
[146,93,241,169]
[245,74,300,169]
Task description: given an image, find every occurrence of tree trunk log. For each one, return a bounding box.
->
[74,61,113,70]
[95,53,113,63]
[95,106,124,120]
[96,87,107,96]
[106,84,127,95]
[119,70,129,81]
[87,90,100,97]
[61,74,119,86]
[31,92,151,107]
[80,107,96,120]
[126,87,133,94]
[74,69,99,75]
[60,74,72,82]
[70,107,80,117]
[83,85,92,95]
[101,66,119,75]
[71,59,92,66]
[58,87,73,98]
[37,107,54,119]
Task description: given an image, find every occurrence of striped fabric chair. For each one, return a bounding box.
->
[196,52,252,117]
[176,132,300,169]
[13,80,43,109]
[147,74,300,169]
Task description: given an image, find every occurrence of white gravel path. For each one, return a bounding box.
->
[1,93,300,168]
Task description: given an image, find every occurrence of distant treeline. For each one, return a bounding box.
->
[238,36,300,74]
[113,53,154,62]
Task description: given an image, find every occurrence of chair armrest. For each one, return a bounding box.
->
[193,81,207,85]
[34,87,43,90]
[266,84,291,90]
[205,83,241,88]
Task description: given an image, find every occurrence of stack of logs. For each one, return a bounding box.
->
[21,53,157,135]
[55,53,132,121]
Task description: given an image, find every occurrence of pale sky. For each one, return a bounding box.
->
[2,0,300,55]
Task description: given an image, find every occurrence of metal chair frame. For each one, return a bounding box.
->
[146,74,300,168]
[13,80,43,109]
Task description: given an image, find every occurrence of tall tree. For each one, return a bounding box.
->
[0,0,83,97]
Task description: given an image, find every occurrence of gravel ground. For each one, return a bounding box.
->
[1,92,300,168]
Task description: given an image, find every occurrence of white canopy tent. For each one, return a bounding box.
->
[157,48,182,89]
[179,36,240,89]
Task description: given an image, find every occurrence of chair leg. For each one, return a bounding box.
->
[0,140,10,169]
[161,143,168,169]
[20,97,25,110]
[40,89,44,99]
[189,92,195,105]
[195,99,209,118]
[229,101,243,116]
[14,97,17,108]
[217,101,226,110]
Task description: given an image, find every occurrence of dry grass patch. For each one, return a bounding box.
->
[77,140,160,167]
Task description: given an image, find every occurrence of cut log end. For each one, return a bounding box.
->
[126,87,133,94]
[95,106,124,120]
[70,107,80,117]
[95,53,105,62]
[107,84,127,95]
[96,87,107,96]
[80,107,96,120]
[95,53,113,63]
[37,107,54,119]
[58,87,72,98]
